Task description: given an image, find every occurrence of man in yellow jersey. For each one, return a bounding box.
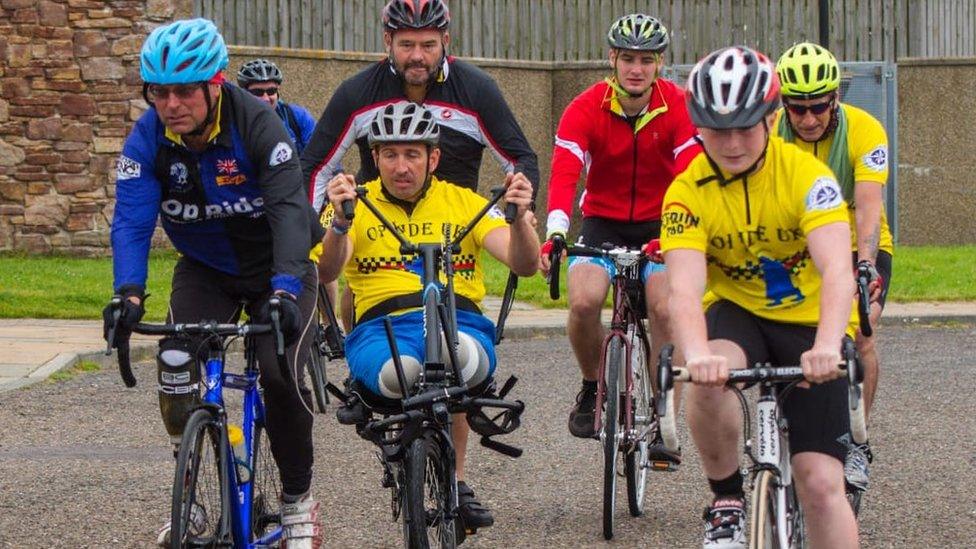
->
[318,103,539,532]
[776,42,890,494]
[662,46,858,548]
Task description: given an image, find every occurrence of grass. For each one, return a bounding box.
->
[48,360,102,382]
[1,245,974,320]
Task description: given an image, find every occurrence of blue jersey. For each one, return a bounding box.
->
[111,83,322,297]
[275,101,317,154]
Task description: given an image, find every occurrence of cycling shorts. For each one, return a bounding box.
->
[705,299,850,463]
[344,309,497,397]
[568,216,666,283]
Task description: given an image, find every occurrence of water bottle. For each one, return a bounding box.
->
[227,424,251,483]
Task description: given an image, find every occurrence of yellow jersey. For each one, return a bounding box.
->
[661,136,857,331]
[321,176,507,321]
[774,103,893,255]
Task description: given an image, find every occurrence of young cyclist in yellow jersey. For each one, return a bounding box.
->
[318,103,539,531]
[776,42,890,493]
[662,46,858,548]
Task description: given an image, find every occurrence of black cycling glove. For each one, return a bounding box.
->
[102,293,146,347]
[257,292,303,348]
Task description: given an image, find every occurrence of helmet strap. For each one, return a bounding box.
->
[186,83,218,137]
[609,54,655,99]
[699,121,770,187]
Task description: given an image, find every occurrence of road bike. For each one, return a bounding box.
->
[106,298,292,548]
[657,339,866,548]
[547,240,676,540]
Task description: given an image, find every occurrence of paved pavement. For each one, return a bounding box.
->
[1,300,974,393]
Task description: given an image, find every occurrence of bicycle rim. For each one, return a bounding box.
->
[307,333,329,413]
[251,423,282,540]
[403,432,456,549]
[625,333,651,517]
[602,338,622,540]
[171,408,227,548]
[751,469,796,549]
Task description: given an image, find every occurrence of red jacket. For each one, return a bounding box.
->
[546,78,701,234]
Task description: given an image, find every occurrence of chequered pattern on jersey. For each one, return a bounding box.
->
[708,249,810,281]
[355,253,478,280]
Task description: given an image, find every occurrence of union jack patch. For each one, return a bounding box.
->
[216,158,239,175]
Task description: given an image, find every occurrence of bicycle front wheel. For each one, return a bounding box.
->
[749,470,804,548]
[602,337,623,540]
[625,331,651,517]
[171,408,229,548]
[402,431,457,549]
[250,422,282,541]
[306,331,329,413]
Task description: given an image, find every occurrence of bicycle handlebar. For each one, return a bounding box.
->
[855,265,874,337]
[548,240,649,301]
[105,296,288,388]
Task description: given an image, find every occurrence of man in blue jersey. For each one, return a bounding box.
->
[104,19,323,548]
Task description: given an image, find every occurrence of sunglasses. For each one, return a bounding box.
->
[784,96,835,116]
[146,83,205,102]
[248,87,279,97]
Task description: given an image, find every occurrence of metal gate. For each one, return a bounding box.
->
[662,62,899,241]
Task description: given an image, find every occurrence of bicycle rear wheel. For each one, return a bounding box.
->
[306,329,329,413]
[625,331,651,517]
[250,422,282,541]
[171,408,229,548]
[402,431,457,549]
[749,470,804,548]
[602,337,623,540]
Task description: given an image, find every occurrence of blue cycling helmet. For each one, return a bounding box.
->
[140,18,229,85]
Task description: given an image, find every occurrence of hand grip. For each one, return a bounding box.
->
[341,199,355,221]
[504,202,517,224]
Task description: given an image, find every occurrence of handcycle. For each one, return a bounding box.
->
[305,283,345,412]
[105,297,294,548]
[324,186,526,548]
[547,237,676,540]
[656,339,867,549]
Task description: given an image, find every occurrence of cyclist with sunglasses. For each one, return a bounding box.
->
[319,103,539,533]
[106,19,325,547]
[776,42,892,496]
[237,58,317,154]
[540,14,700,445]
[662,46,859,548]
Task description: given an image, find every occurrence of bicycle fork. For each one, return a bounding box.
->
[754,392,795,547]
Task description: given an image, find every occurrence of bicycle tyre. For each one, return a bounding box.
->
[625,331,651,517]
[171,408,229,548]
[250,422,282,540]
[306,333,329,413]
[749,470,805,548]
[602,337,623,540]
[402,431,457,549]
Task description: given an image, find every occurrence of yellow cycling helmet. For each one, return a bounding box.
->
[776,42,840,98]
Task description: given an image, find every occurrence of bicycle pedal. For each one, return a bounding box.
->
[648,460,678,472]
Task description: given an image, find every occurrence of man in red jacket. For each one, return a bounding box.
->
[541,14,700,445]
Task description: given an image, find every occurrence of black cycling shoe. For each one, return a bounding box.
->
[457,481,494,531]
[647,434,682,467]
[567,382,598,438]
[335,397,367,425]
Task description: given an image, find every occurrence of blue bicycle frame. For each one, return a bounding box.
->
[200,354,283,548]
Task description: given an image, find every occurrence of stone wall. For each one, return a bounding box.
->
[0,0,190,255]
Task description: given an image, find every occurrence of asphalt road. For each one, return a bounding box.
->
[0,324,974,547]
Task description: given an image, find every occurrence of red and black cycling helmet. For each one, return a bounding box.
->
[686,45,781,130]
[382,0,451,32]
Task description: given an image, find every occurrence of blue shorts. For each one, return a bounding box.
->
[345,309,497,397]
[568,255,666,284]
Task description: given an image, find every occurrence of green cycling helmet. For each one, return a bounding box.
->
[776,42,840,98]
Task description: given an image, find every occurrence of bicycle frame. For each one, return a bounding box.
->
[200,337,282,548]
[591,250,649,447]
[752,379,799,548]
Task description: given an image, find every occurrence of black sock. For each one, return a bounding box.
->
[582,379,598,391]
[708,471,744,500]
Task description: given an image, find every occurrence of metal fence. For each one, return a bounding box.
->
[196,0,976,63]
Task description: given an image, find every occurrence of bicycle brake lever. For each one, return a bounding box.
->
[105,296,122,355]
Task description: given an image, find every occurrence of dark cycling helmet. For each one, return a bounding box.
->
[776,42,841,98]
[140,18,228,85]
[237,58,283,87]
[368,102,440,147]
[382,0,450,31]
[607,13,669,53]
[686,46,781,130]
